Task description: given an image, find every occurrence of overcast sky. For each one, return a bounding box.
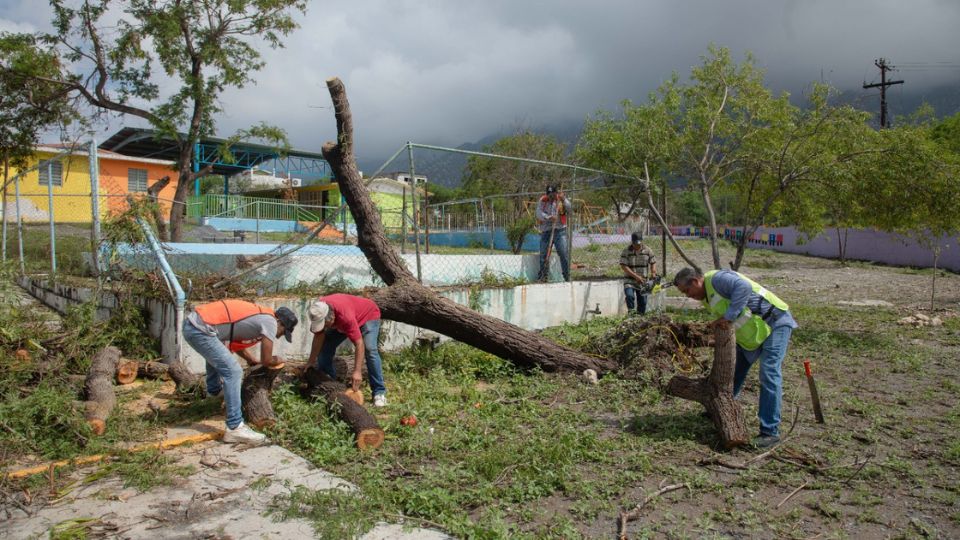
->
[2,0,959,166]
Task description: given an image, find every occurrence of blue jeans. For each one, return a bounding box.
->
[538,228,570,281]
[183,320,245,429]
[733,326,794,437]
[317,319,386,396]
[623,283,648,314]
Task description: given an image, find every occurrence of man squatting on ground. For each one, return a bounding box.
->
[620,232,657,315]
[535,185,572,282]
[307,293,388,407]
[183,299,299,444]
[673,267,798,448]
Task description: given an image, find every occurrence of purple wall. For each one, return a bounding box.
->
[738,227,959,272]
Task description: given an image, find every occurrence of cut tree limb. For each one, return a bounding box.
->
[116,359,139,385]
[241,363,296,429]
[137,361,170,380]
[666,324,748,448]
[320,77,614,375]
[303,366,384,450]
[84,346,121,435]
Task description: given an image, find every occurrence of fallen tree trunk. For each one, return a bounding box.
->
[320,77,613,374]
[303,366,384,450]
[137,361,170,380]
[666,324,748,448]
[116,359,139,385]
[84,346,122,435]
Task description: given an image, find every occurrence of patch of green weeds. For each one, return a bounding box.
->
[944,439,960,464]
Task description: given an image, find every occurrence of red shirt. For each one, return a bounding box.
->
[319,294,381,342]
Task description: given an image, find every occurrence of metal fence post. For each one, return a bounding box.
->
[15,173,23,273]
[89,138,101,275]
[1,175,7,263]
[255,200,260,244]
[407,142,422,283]
[47,161,56,275]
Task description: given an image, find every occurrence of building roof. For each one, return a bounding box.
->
[97,127,329,178]
[35,144,175,166]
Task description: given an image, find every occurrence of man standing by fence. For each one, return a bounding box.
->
[620,232,657,315]
[536,185,572,282]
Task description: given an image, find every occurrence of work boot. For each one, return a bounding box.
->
[223,422,267,444]
[751,434,780,449]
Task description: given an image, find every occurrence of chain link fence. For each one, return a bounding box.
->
[1,141,696,297]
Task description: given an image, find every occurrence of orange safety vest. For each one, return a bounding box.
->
[194,300,276,352]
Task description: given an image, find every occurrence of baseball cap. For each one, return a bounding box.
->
[274,307,298,342]
[545,185,557,195]
[308,300,331,333]
[631,232,644,244]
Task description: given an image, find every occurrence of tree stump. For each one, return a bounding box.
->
[666,324,748,448]
[303,366,385,450]
[241,363,287,429]
[166,360,205,396]
[84,346,122,435]
[116,359,139,385]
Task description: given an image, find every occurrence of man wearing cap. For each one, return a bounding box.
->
[536,185,572,282]
[672,267,798,449]
[307,294,388,407]
[183,299,298,444]
[620,232,657,315]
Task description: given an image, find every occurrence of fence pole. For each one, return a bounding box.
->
[407,143,422,283]
[255,201,260,244]
[661,176,667,276]
[487,198,495,253]
[1,171,7,263]
[400,184,407,254]
[47,161,57,275]
[341,193,348,245]
[15,173,24,273]
[89,138,101,275]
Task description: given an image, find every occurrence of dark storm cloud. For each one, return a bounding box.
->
[3,0,958,160]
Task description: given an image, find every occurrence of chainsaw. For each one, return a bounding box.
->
[634,275,672,295]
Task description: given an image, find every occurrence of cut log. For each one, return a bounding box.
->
[303,366,384,450]
[241,363,287,428]
[116,359,139,385]
[84,346,122,435]
[166,360,205,396]
[137,361,170,380]
[320,77,614,375]
[666,324,748,448]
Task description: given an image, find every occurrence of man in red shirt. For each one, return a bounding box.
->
[307,294,387,406]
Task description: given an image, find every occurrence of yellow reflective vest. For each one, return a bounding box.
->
[703,270,789,351]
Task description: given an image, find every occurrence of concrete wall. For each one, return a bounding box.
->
[19,276,657,373]
[115,243,567,286]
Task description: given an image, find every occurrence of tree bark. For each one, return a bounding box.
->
[166,360,205,396]
[115,359,139,385]
[241,363,288,429]
[137,361,171,380]
[146,176,171,241]
[665,324,748,448]
[303,366,385,450]
[320,77,614,374]
[84,346,121,435]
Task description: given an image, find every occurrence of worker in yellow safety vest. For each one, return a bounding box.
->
[183,299,298,444]
[673,267,798,449]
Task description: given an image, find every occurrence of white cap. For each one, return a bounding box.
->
[308,300,330,333]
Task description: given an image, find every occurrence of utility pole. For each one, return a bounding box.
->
[863,58,904,128]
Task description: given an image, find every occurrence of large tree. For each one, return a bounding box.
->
[23,0,305,241]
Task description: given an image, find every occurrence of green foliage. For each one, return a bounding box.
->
[505,215,535,254]
[0,32,78,174]
[36,0,306,239]
[84,449,194,491]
